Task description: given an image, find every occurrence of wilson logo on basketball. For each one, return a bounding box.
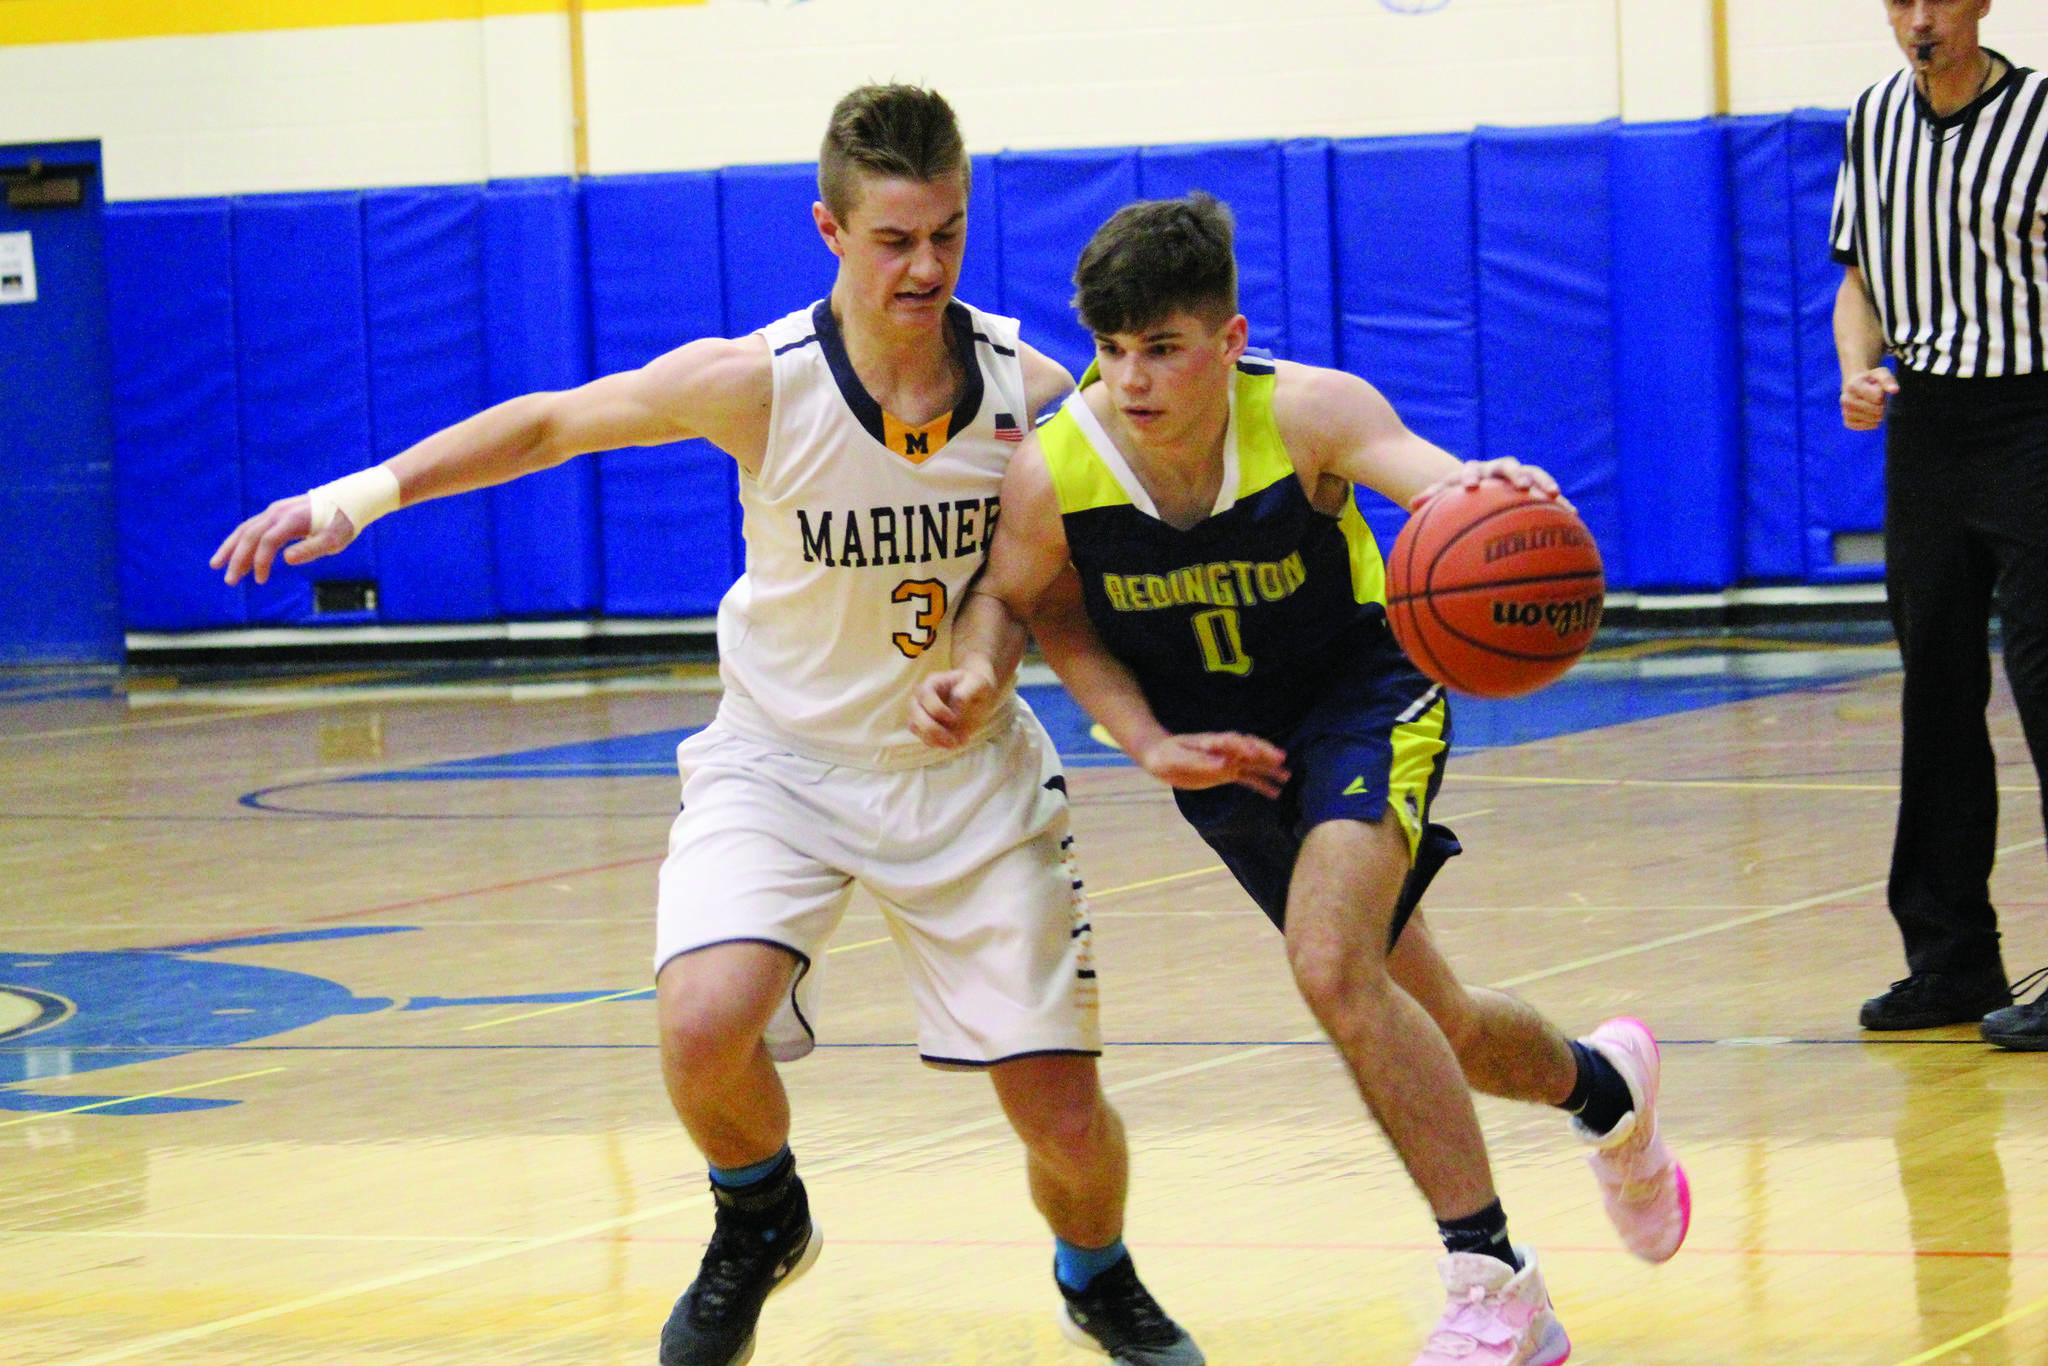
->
[1491,594,1604,639]
[1482,525,1590,563]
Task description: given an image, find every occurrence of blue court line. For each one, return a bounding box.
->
[0,685,119,705]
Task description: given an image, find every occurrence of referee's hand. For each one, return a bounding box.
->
[1841,367,1898,432]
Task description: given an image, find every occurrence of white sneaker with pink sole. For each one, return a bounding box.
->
[1578,1016,1691,1263]
[1411,1247,1570,1366]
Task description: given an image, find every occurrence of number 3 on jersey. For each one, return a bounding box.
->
[892,579,948,658]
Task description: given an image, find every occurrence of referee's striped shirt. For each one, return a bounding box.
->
[1831,50,2048,378]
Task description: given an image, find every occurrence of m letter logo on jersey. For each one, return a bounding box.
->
[995,413,1023,443]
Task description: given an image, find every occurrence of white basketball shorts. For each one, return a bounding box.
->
[652,706,1100,1067]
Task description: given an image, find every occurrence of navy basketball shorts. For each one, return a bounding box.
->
[1172,639,1460,945]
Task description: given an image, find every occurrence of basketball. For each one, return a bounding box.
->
[1385,479,1604,698]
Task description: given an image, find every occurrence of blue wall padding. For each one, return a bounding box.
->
[482,178,600,616]
[362,187,498,623]
[961,153,1005,315]
[1728,116,1808,581]
[1,139,121,661]
[1282,139,1337,370]
[104,200,249,632]
[719,162,834,334]
[584,172,738,615]
[231,192,378,624]
[1610,122,1743,591]
[1791,108,1886,582]
[996,149,1141,377]
[1331,134,1480,552]
[99,116,1904,643]
[1138,142,1289,357]
[1473,125,1624,577]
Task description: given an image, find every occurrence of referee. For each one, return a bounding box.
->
[1833,0,2047,1050]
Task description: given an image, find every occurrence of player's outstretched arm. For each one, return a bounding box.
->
[211,334,770,585]
[1273,361,1565,512]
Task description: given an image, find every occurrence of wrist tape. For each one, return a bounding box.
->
[307,466,402,537]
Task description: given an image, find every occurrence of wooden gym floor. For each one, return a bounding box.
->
[4,631,2045,1365]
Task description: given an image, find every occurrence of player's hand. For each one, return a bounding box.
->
[210,497,358,586]
[910,664,1002,749]
[1136,732,1292,798]
[1409,459,1570,512]
[1841,367,1898,431]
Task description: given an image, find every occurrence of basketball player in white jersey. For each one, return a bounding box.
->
[211,85,1203,1366]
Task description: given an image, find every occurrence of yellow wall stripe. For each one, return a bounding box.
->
[0,0,704,48]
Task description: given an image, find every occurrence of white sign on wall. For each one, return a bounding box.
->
[0,232,36,305]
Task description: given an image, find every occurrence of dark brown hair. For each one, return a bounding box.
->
[818,84,970,220]
[1072,193,1238,336]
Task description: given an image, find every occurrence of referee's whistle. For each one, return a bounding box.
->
[1917,42,1935,63]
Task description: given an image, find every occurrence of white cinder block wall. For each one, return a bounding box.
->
[0,0,2044,202]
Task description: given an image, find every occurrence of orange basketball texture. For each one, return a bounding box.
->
[1385,481,1605,699]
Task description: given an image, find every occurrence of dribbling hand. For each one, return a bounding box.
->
[1409,458,1569,512]
[1840,367,1897,431]
[210,497,359,586]
[1136,732,1292,799]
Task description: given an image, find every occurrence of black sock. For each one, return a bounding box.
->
[1437,1199,1520,1270]
[1560,1040,1634,1136]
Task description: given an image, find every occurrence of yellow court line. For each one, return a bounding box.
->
[0,1067,286,1129]
[0,704,316,745]
[1895,1290,2048,1365]
[1487,834,2041,992]
[458,871,1231,1029]
[460,988,650,1031]
[828,936,891,955]
[1461,773,2041,796]
[1091,865,1227,898]
[1581,635,1892,662]
[463,936,898,1030]
[46,844,1990,1365]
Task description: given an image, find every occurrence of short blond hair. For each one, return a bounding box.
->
[818,84,970,220]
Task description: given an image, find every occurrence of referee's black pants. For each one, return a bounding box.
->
[1884,367,2048,981]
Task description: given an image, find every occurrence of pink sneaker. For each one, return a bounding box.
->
[1412,1247,1570,1366]
[1578,1017,1691,1263]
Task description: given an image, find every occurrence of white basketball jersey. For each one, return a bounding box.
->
[715,298,1034,769]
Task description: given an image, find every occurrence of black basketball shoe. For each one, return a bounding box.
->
[1858,970,2012,1030]
[1057,1254,1205,1365]
[658,1159,820,1366]
[1982,967,2048,1051]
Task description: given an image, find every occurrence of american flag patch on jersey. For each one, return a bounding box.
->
[994,412,1023,442]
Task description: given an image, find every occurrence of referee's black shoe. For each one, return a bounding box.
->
[1858,970,2012,1031]
[1982,967,2048,1051]
[659,1159,820,1366]
[1057,1254,1206,1365]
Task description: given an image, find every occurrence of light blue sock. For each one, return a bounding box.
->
[1055,1236,1128,1292]
[709,1146,791,1189]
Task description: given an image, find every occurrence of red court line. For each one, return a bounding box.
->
[600,1234,2046,1261]
[147,854,664,952]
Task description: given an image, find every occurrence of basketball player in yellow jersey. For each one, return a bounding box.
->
[915,195,1690,1366]
[212,87,1204,1366]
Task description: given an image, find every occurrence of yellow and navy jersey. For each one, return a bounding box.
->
[1041,355,1390,741]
